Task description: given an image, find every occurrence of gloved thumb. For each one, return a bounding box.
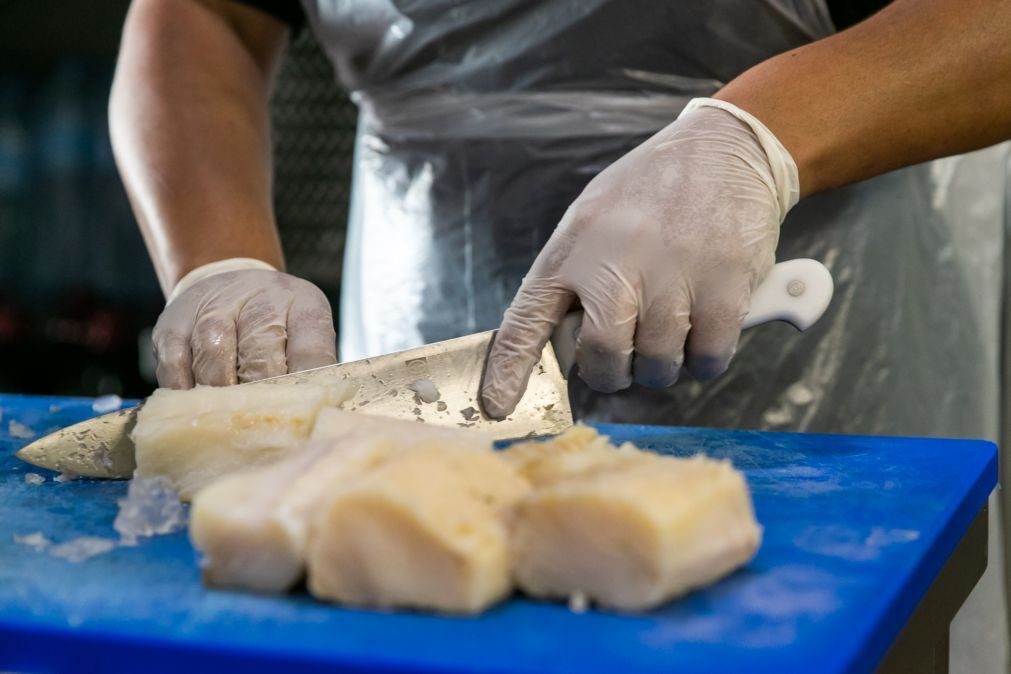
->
[481,277,573,419]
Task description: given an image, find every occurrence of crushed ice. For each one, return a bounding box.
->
[92,395,123,414]
[14,532,51,551]
[8,420,34,439]
[114,476,185,545]
[16,478,186,564]
[49,537,118,563]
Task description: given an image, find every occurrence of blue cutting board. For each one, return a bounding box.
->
[0,394,996,674]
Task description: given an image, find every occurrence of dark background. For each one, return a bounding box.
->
[0,0,357,397]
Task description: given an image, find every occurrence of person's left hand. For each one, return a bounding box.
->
[153,262,337,389]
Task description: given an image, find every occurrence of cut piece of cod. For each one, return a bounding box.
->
[132,381,353,499]
[306,428,530,614]
[506,426,762,611]
[501,424,633,485]
[190,409,507,596]
[190,441,332,592]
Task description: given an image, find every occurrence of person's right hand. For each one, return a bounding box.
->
[153,259,337,388]
[481,98,799,419]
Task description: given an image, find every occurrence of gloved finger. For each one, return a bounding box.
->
[236,294,290,383]
[684,291,748,381]
[481,277,574,419]
[191,312,239,387]
[153,328,195,390]
[632,292,691,389]
[286,287,337,374]
[574,289,638,393]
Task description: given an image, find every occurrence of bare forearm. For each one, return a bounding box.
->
[717,0,1011,197]
[110,0,288,295]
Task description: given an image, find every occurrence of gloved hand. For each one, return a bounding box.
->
[481,98,799,418]
[153,258,338,388]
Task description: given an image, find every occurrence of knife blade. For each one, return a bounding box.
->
[15,332,573,479]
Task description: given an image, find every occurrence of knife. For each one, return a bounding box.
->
[16,259,833,480]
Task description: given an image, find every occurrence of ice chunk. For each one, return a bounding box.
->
[9,420,34,439]
[14,532,51,551]
[92,394,123,414]
[49,536,117,562]
[568,592,589,614]
[114,476,186,545]
[408,378,441,404]
[24,472,45,485]
[54,472,79,483]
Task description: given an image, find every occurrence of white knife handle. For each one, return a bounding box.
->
[743,258,834,330]
[550,258,834,377]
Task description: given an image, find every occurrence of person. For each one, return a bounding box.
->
[109,0,1011,670]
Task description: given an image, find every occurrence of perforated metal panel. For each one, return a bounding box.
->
[270,30,357,296]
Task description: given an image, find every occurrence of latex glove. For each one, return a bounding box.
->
[153,258,337,388]
[481,98,799,418]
